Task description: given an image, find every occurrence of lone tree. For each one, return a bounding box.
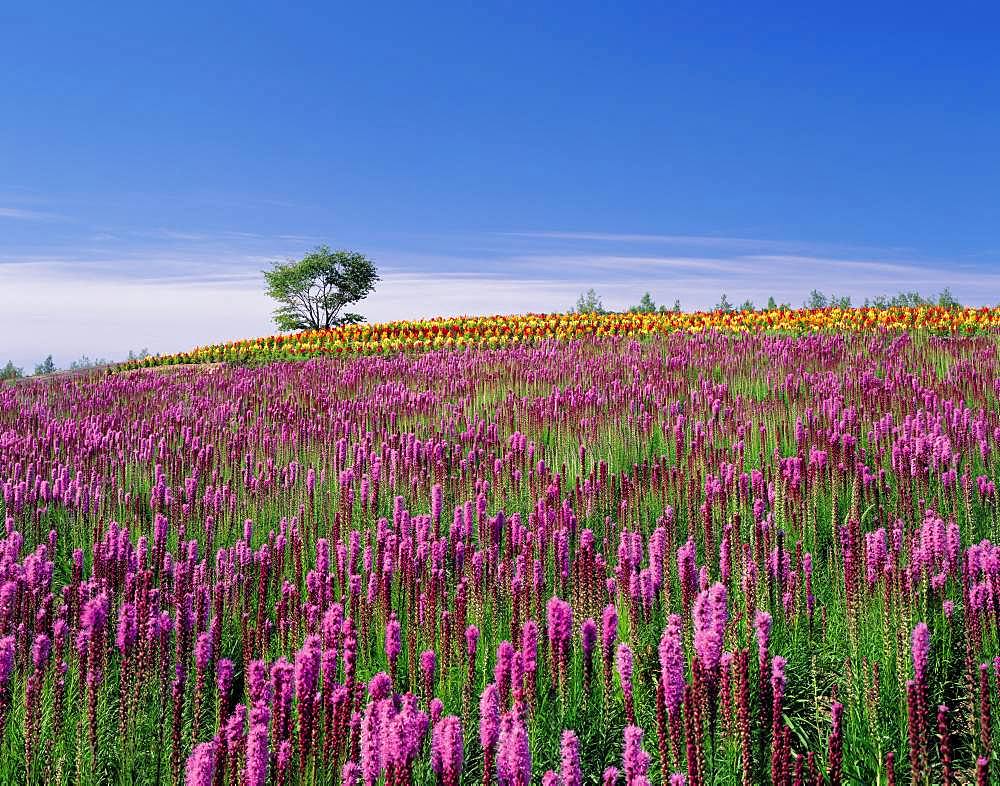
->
[572,288,606,314]
[264,246,379,331]
[628,292,657,313]
[34,355,56,375]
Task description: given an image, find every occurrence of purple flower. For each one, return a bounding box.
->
[244,704,270,786]
[466,624,480,657]
[368,672,392,702]
[771,655,787,699]
[479,683,501,750]
[116,602,138,654]
[31,634,51,671]
[911,622,930,685]
[622,725,650,784]
[247,660,270,707]
[225,704,247,751]
[616,643,633,686]
[497,713,532,786]
[0,636,15,685]
[195,632,212,672]
[421,649,437,699]
[385,695,428,769]
[217,658,234,699]
[431,715,464,783]
[693,583,728,681]
[582,619,597,659]
[185,739,217,786]
[658,614,685,717]
[341,761,361,786]
[81,591,109,635]
[677,537,698,598]
[385,615,401,663]
[546,596,573,662]
[754,610,772,664]
[495,641,515,701]
[361,698,388,785]
[601,604,618,657]
[560,730,582,786]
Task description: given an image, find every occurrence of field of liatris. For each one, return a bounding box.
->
[1,329,999,785]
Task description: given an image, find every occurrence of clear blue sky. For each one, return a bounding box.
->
[2,2,999,367]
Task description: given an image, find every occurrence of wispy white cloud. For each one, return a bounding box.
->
[1,226,997,370]
[501,230,919,258]
[0,207,62,221]
[502,230,770,246]
[3,249,997,371]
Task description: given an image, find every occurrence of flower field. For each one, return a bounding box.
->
[121,306,1000,367]
[1,327,1000,785]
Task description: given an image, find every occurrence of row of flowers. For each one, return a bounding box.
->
[120,306,1000,368]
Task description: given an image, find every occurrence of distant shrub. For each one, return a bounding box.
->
[1,361,24,381]
[572,288,606,314]
[34,355,56,375]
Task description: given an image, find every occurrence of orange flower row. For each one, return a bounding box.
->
[122,306,1000,368]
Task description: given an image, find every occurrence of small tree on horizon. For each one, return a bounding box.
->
[264,246,379,331]
[34,355,56,376]
[1,361,23,381]
[714,293,734,313]
[572,288,606,314]
[628,292,657,313]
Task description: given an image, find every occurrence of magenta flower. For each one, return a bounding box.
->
[693,582,728,682]
[658,614,685,718]
[0,636,13,685]
[911,622,930,685]
[560,730,582,786]
[582,618,597,659]
[115,602,137,654]
[184,739,217,786]
[421,649,437,699]
[386,614,401,665]
[496,713,532,786]
[546,596,573,666]
[616,643,636,722]
[431,715,464,786]
[495,641,515,704]
[342,761,361,786]
[361,697,389,786]
[770,653,786,687]
[244,703,270,786]
[622,725,650,785]
[754,610,772,664]
[480,683,501,750]
[601,604,618,656]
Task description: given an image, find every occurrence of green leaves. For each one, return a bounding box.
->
[263,246,379,331]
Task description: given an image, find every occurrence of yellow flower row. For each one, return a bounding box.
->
[122,306,1000,368]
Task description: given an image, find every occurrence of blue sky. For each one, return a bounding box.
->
[2,2,999,368]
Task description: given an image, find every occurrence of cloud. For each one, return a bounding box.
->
[501,230,779,248]
[1,233,997,370]
[0,207,62,221]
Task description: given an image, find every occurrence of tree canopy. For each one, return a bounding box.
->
[34,355,56,375]
[572,288,606,315]
[264,247,379,331]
